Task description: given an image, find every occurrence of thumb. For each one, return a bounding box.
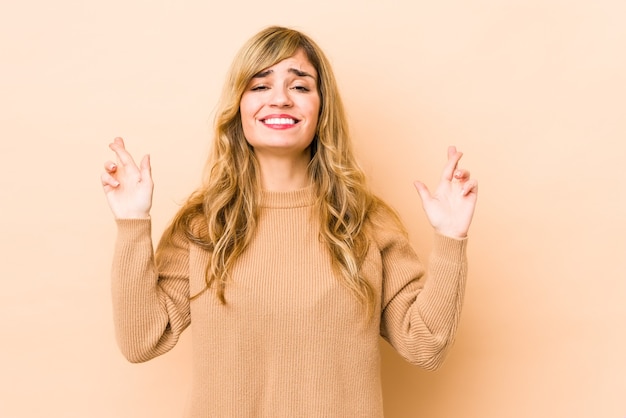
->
[140,154,152,180]
[413,181,431,204]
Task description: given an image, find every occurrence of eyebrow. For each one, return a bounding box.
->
[252,68,316,80]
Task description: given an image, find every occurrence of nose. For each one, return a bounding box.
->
[269,86,293,107]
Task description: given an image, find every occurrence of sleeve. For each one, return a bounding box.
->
[111,218,191,363]
[377,215,468,370]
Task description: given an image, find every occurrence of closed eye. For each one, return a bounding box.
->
[251,85,269,91]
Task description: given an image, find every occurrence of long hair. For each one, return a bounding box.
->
[158,26,399,317]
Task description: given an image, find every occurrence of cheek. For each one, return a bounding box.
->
[239,96,252,120]
[309,99,321,129]
[240,91,263,115]
[304,94,320,120]
[239,97,257,133]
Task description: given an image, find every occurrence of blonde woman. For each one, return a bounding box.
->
[101,26,477,417]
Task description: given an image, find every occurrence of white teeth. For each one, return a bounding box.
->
[264,118,296,125]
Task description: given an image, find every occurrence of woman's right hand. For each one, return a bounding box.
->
[101,137,154,219]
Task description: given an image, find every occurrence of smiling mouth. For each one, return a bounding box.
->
[262,117,299,126]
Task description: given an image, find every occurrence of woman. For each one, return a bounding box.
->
[101,26,477,417]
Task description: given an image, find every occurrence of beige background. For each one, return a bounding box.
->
[1,0,625,417]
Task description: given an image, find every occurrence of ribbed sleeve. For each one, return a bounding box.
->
[377,215,468,370]
[111,219,190,363]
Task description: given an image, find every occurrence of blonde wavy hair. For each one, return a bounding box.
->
[159,26,398,317]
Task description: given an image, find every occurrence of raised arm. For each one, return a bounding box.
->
[380,146,477,369]
[101,137,190,362]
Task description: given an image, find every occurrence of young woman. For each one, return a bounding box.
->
[101,26,477,417]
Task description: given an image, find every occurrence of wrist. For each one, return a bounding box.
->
[434,228,467,240]
[114,211,151,220]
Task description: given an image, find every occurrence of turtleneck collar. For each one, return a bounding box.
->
[259,184,316,208]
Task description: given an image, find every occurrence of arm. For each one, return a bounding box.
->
[112,219,191,363]
[380,146,477,369]
[379,229,467,370]
[102,137,191,362]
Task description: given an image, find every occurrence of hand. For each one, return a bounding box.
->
[101,137,153,219]
[413,146,478,238]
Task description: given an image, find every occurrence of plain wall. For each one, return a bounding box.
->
[1,1,624,417]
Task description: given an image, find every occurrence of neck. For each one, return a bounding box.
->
[256,151,311,192]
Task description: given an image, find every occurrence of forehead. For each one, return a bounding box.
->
[256,49,317,79]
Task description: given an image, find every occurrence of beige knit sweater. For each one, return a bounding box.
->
[112,186,468,417]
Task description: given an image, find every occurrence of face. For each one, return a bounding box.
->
[240,49,320,161]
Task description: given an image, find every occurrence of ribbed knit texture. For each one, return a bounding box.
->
[111,185,468,417]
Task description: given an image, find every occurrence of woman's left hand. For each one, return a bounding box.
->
[413,146,478,239]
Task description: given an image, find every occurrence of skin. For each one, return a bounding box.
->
[102,137,152,220]
[413,146,478,238]
[239,49,320,192]
[101,55,478,238]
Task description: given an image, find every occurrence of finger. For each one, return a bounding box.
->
[453,169,470,181]
[413,181,432,204]
[447,145,457,160]
[101,172,120,188]
[140,154,152,182]
[109,137,137,167]
[441,146,463,182]
[461,179,478,196]
[104,160,118,173]
[113,136,124,147]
